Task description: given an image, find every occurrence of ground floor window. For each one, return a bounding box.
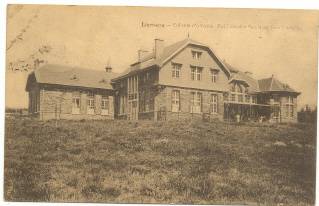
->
[87,92,95,114]
[101,94,109,115]
[286,96,294,118]
[190,92,202,113]
[72,91,81,114]
[286,105,294,118]
[272,105,280,118]
[172,90,180,112]
[210,94,218,113]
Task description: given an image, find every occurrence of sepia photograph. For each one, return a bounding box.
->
[3,3,318,205]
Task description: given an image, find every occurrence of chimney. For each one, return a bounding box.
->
[105,58,112,73]
[155,39,164,59]
[138,50,148,62]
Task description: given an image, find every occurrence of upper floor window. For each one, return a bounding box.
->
[172,64,181,78]
[252,96,257,104]
[231,94,236,102]
[211,69,219,83]
[172,90,180,112]
[210,94,218,113]
[230,83,248,103]
[238,94,243,102]
[245,94,250,103]
[237,85,243,93]
[191,66,202,81]
[231,84,236,93]
[192,51,202,59]
[128,76,138,100]
[190,92,202,113]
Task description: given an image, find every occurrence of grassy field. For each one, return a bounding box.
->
[4,116,316,205]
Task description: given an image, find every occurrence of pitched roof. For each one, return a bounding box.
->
[27,64,118,91]
[113,38,231,80]
[222,61,239,72]
[222,62,260,93]
[235,71,260,93]
[257,76,299,93]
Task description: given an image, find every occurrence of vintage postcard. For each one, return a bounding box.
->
[4,4,318,205]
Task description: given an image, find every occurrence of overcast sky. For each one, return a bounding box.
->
[5,5,318,109]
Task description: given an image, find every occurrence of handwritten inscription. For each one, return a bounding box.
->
[141,22,301,30]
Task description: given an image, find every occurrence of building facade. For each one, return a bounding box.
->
[26,38,300,122]
[26,64,116,120]
[112,38,300,123]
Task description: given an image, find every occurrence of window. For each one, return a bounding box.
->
[120,80,126,88]
[172,90,180,112]
[274,95,280,103]
[211,69,218,83]
[101,94,109,115]
[70,75,79,81]
[87,92,95,114]
[273,105,280,118]
[210,94,218,113]
[99,78,107,84]
[128,76,138,100]
[192,51,202,59]
[231,84,236,93]
[237,85,243,93]
[238,94,243,102]
[245,95,250,103]
[72,91,81,114]
[230,83,250,103]
[286,96,294,118]
[190,92,201,113]
[252,96,257,104]
[191,66,202,81]
[172,64,181,78]
[231,94,236,102]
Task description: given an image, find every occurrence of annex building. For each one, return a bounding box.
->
[26,38,300,122]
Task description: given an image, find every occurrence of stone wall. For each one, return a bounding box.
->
[154,86,224,121]
[39,88,114,120]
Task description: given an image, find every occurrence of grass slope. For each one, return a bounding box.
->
[4,117,316,205]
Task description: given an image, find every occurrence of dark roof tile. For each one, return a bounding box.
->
[33,64,118,90]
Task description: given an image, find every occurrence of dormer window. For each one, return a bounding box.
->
[70,75,79,81]
[283,84,289,90]
[192,51,202,59]
[99,78,107,84]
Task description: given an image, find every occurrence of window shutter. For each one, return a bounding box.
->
[217,93,223,115]
[81,93,87,114]
[95,94,102,115]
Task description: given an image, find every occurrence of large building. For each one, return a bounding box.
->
[26,38,300,122]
